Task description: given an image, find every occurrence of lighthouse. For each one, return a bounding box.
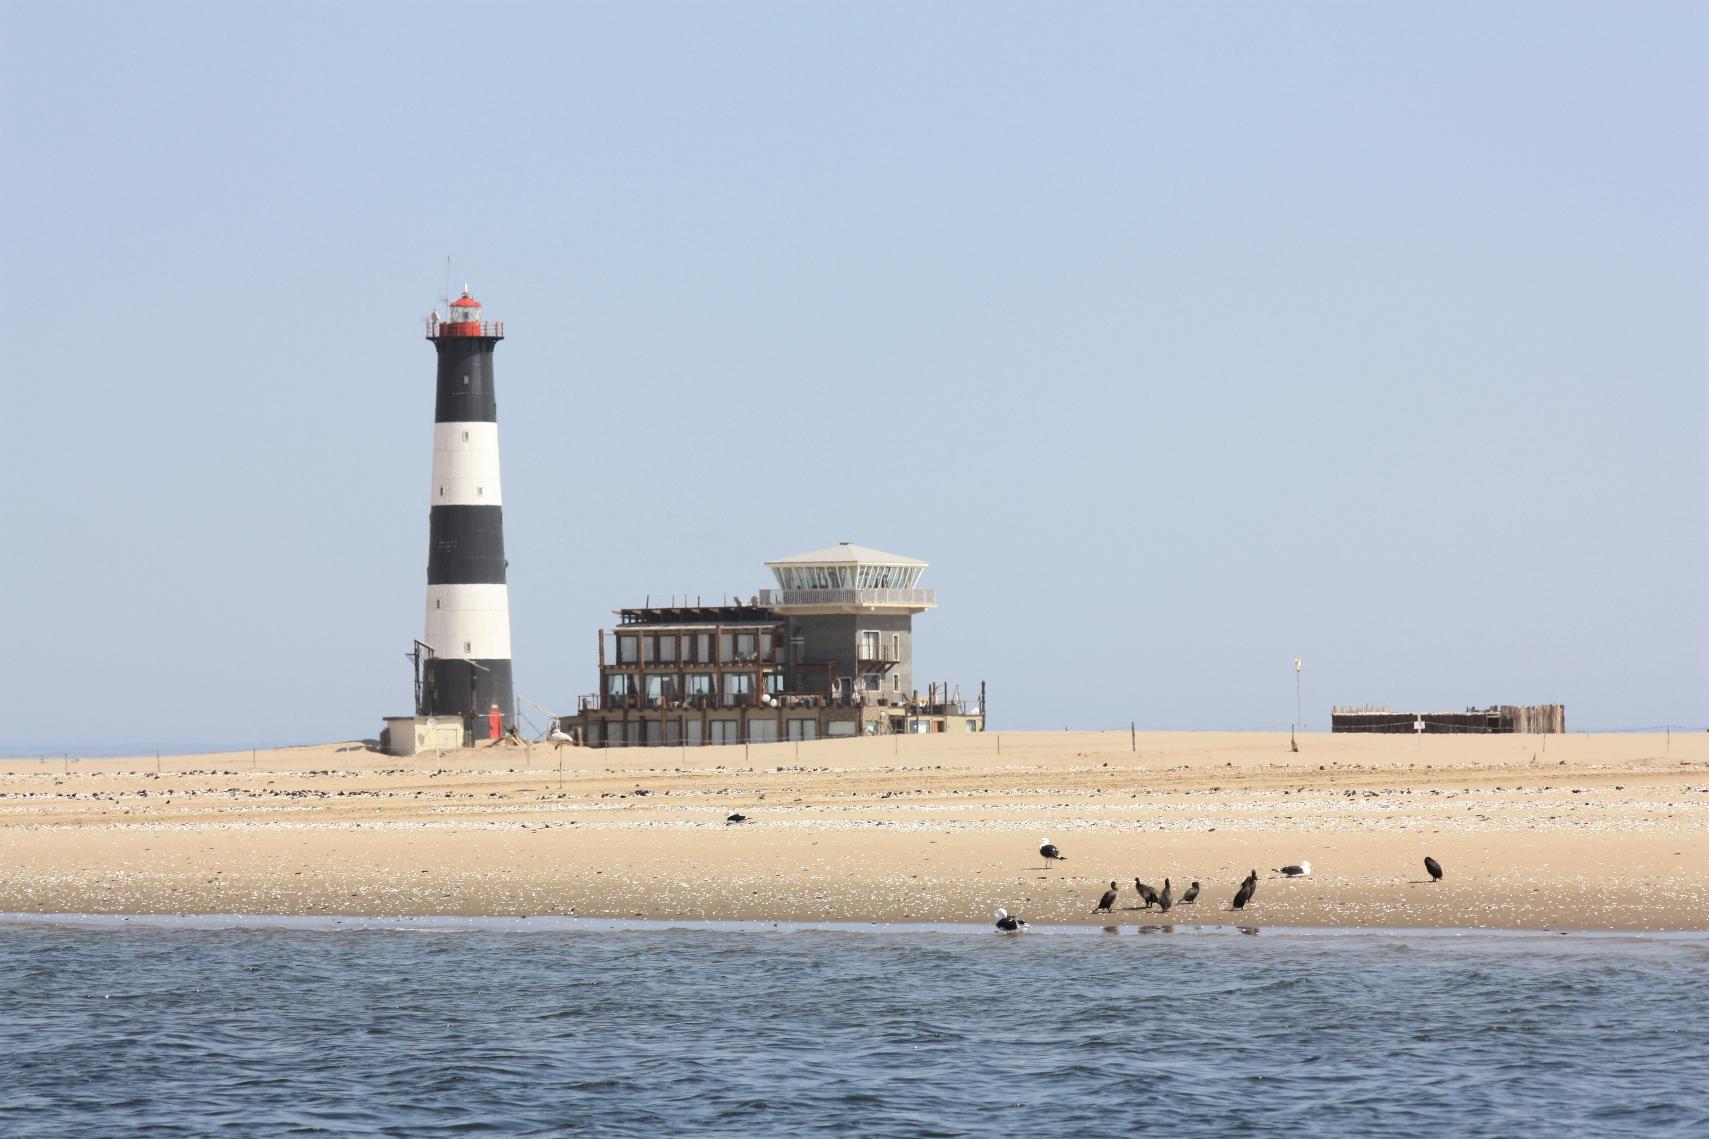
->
[420,288,514,732]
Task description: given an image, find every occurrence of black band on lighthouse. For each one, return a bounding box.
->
[422,658,514,723]
[426,505,507,584]
[434,338,500,423]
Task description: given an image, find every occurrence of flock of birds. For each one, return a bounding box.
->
[712,819,1448,932]
[994,839,1445,931]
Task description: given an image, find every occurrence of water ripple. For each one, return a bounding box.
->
[0,923,1704,1136]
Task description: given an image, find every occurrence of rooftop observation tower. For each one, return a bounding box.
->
[759,543,936,615]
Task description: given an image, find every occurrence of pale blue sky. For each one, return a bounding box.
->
[2,2,1703,752]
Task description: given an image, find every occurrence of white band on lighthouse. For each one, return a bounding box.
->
[426,583,513,660]
[431,421,504,506]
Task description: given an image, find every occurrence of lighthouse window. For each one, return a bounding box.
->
[476,486,483,497]
[462,641,472,653]
[462,431,469,442]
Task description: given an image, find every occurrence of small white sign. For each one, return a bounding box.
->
[1413,718,1426,733]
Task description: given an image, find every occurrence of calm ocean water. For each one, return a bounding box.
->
[1,917,1704,1137]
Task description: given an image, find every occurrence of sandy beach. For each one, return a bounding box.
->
[1,731,1703,931]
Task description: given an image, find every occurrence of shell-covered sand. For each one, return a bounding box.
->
[1,731,1703,931]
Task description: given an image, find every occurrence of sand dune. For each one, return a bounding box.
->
[1,731,1703,931]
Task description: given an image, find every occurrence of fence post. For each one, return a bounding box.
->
[1131,721,1136,752]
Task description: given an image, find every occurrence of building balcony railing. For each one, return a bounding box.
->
[857,644,901,664]
[577,691,903,713]
[758,588,936,609]
[609,652,782,669]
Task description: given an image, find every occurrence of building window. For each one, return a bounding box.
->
[892,674,900,692]
[723,673,754,705]
[462,430,469,442]
[735,633,757,661]
[685,674,713,696]
[617,635,639,664]
[865,674,880,692]
[860,630,880,660]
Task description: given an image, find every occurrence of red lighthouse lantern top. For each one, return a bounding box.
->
[426,286,504,340]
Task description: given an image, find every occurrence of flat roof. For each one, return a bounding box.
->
[766,542,925,567]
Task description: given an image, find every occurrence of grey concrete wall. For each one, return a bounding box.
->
[785,613,913,701]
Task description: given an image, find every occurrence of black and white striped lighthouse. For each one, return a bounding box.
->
[420,287,513,732]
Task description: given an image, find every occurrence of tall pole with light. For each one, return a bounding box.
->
[1292,657,1302,752]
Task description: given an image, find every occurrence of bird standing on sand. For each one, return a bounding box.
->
[1424,856,1443,882]
[1134,879,1160,909]
[1094,882,1119,913]
[1039,838,1067,868]
[1181,881,1200,904]
[726,813,748,825]
[1158,878,1174,914]
[1243,870,1259,901]
[1275,861,1311,878]
[994,908,1028,932]
[1232,878,1253,910]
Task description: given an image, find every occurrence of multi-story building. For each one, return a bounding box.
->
[569,543,984,746]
